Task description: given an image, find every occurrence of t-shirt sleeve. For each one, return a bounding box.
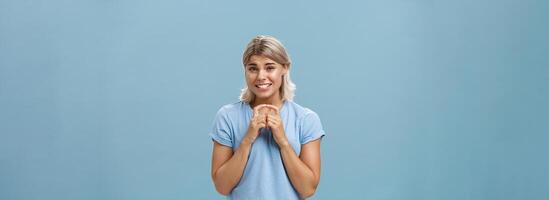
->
[300,110,326,144]
[209,107,233,148]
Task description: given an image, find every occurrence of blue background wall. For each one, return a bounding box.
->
[1,0,548,199]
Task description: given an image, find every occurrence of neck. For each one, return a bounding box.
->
[251,95,284,109]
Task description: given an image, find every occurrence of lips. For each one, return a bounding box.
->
[255,83,272,89]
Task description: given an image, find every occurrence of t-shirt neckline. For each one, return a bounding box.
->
[245,100,288,114]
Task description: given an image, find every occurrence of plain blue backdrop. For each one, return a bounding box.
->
[1,0,548,199]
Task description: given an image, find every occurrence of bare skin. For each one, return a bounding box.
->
[211,55,322,198]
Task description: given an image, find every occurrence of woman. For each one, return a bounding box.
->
[210,35,325,199]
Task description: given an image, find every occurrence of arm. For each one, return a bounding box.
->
[264,105,322,199]
[211,105,268,195]
[279,139,322,199]
[210,138,253,195]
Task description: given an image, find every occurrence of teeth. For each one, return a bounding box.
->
[256,83,272,88]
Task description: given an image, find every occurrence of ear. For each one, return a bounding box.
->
[282,64,289,75]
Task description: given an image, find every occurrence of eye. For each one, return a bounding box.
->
[248,67,258,72]
[266,66,275,71]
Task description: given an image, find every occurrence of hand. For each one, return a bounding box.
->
[262,105,289,146]
[245,104,269,143]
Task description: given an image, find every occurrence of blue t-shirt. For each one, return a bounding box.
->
[210,100,325,200]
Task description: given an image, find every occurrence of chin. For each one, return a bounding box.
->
[254,93,272,99]
[253,91,274,99]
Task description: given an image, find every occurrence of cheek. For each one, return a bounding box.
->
[245,74,255,82]
[273,74,283,84]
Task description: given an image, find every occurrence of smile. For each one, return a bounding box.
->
[255,83,272,89]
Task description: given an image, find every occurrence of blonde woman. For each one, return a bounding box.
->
[210,35,325,199]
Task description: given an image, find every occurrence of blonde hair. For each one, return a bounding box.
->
[239,35,296,103]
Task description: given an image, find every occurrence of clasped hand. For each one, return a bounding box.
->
[247,104,287,146]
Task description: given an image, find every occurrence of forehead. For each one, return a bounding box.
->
[247,55,279,65]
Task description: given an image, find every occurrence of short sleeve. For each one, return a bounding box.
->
[299,110,326,144]
[209,107,233,147]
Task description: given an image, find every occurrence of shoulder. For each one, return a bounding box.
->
[286,101,320,120]
[215,101,247,116]
[287,101,325,140]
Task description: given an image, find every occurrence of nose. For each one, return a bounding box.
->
[257,69,267,80]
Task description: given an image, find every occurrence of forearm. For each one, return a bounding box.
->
[279,143,319,199]
[213,138,253,195]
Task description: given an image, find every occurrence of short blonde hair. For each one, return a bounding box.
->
[239,35,296,103]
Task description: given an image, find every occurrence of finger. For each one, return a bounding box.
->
[268,109,277,116]
[267,117,277,126]
[265,120,272,129]
[259,120,266,128]
[262,105,279,114]
[260,106,272,116]
[257,104,270,110]
[268,113,280,120]
[253,104,266,113]
[260,112,268,119]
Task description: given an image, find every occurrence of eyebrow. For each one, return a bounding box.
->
[246,63,276,67]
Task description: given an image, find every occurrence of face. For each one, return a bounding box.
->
[245,55,288,101]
